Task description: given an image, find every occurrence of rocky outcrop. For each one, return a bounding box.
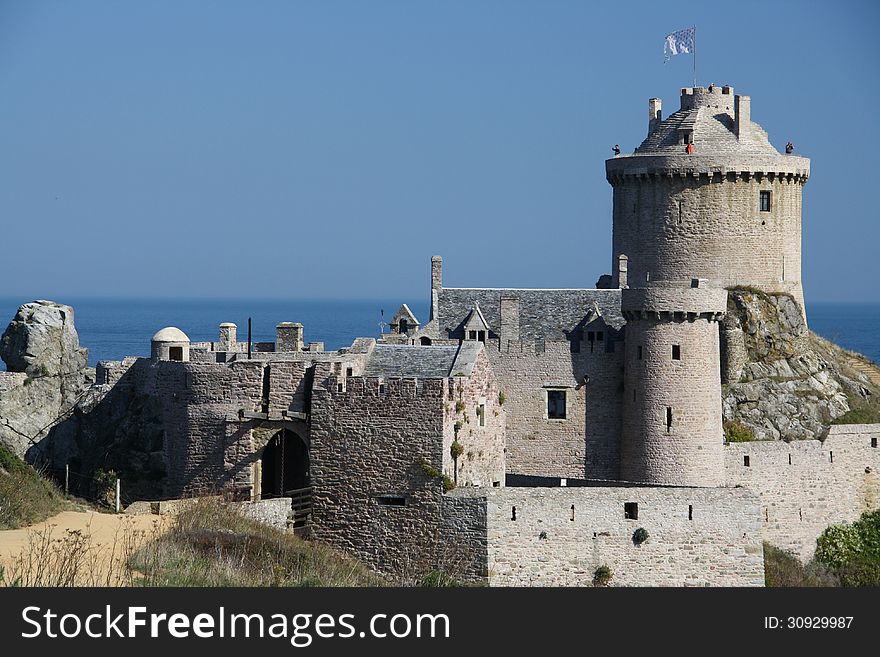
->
[0,301,93,459]
[721,289,877,441]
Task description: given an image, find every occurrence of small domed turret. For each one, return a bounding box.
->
[151,326,190,362]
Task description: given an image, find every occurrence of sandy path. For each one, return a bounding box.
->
[0,510,169,586]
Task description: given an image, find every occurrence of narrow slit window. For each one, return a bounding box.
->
[760,190,771,212]
[376,496,406,506]
[478,404,486,427]
[637,345,643,360]
[624,502,639,520]
[744,455,750,467]
[672,344,681,360]
[872,437,878,448]
[688,505,693,521]
[666,406,673,433]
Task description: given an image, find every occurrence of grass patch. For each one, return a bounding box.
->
[129,499,385,587]
[0,443,71,529]
[832,396,880,425]
[723,420,756,443]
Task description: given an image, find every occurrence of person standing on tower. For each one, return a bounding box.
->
[612,144,621,156]
[786,141,794,154]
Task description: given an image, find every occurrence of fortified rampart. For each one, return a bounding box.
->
[448,485,764,586]
[726,425,880,560]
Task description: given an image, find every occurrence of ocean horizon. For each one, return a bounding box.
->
[1,297,878,368]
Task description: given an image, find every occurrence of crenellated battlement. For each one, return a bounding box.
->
[679,85,734,111]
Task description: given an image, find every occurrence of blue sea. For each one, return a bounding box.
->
[0,298,877,368]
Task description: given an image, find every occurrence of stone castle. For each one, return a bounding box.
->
[3,85,880,586]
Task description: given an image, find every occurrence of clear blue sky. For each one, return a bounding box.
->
[1,0,878,302]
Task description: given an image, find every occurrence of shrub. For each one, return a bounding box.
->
[454,401,465,414]
[816,523,863,570]
[498,391,506,406]
[592,565,613,587]
[632,528,649,545]
[418,457,456,493]
[450,441,464,460]
[814,510,880,586]
[724,420,755,443]
[763,543,838,587]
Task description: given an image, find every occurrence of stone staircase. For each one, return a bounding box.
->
[842,354,880,390]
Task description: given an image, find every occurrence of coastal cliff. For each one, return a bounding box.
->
[721,289,880,441]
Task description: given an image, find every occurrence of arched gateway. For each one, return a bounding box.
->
[259,428,309,498]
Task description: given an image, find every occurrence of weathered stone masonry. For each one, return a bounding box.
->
[450,486,764,587]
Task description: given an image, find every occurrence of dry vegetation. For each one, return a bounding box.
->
[129,499,385,587]
[0,497,384,587]
[0,443,72,530]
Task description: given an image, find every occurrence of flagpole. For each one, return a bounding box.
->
[693,25,697,87]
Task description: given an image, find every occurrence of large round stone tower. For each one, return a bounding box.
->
[620,284,728,486]
[606,85,810,317]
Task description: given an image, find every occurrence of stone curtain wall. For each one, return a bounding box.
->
[268,361,312,416]
[440,494,489,581]
[165,361,264,497]
[448,486,763,587]
[310,372,477,580]
[725,425,880,559]
[485,335,624,480]
[610,174,806,311]
[442,348,506,488]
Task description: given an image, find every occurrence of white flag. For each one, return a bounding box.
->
[664,27,695,62]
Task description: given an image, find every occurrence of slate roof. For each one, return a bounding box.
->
[362,342,482,379]
[437,288,625,341]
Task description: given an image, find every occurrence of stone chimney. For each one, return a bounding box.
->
[218,322,237,351]
[648,98,662,135]
[430,255,443,321]
[735,95,751,140]
[499,294,520,343]
[276,322,303,352]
